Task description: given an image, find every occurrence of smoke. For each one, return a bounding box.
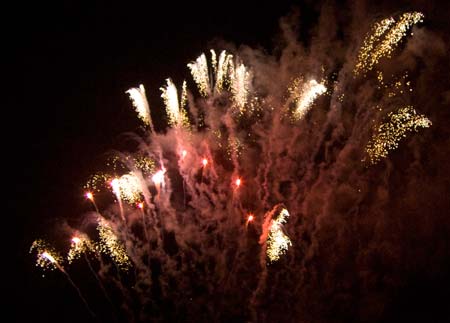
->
[31,1,450,322]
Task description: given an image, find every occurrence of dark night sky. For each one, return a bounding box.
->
[8,1,450,322]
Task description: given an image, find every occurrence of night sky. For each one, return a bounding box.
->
[9,1,450,322]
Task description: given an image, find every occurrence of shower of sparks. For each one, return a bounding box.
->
[288,78,327,120]
[226,137,243,159]
[354,12,424,75]
[376,70,413,97]
[230,61,252,112]
[188,49,251,108]
[365,106,432,164]
[84,172,111,193]
[67,235,96,264]
[30,239,64,271]
[97,217,131,270]
[187,53,210,96]
[215,50,234,93]
[132,155,156,174]
[160,78,190,128]
[125,84,153,128]
[109,172,143,204]
[266,208,292,263]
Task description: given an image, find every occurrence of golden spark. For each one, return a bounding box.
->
[97,217,131,270]
[365,105,432,164]
[354,12,424,75]
[266,208,292,263]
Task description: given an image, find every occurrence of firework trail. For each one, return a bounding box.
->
[30,240,96,318]
[67,234,117,317]
[30,6,450,323]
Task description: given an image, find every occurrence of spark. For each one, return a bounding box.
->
[188,49,252,108]
[85,191,100,213]
[187,53,210,96]
[30,239,64,271]
[354,12,424,75]
[289,78,327,120]
[97,217,131,270]
[266,208,292,263]
[160,78,190,128]
[30,240,96,317]
[365,105,432,164]
[202,158,208,167]
[215,50,234,93]
[67,235,96,264]
[230,61,252,112]
[84,172,111,193]
[109,172,143,204]
[125,84,153,130]
[42,251,56,264]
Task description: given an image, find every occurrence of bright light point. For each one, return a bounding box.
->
[202,158,208,167]
[137,202,144,209]
[110,178,120,195]
[235,178,242,187]
[71,237,81,244]
[85,192,93,200]
[42,252,56,263]
[181,150,187,158]
[247,214,254,222]
[152,169,165,185]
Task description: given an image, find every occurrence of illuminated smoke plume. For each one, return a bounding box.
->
[30,5,450,323]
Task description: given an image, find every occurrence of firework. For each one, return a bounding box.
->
[160,78,190,128]
[30,239,96,317]
[188,49,252,111]
[97,217,131,270]
[230,61,252,112]
[109,172,143,205]
[365,105,432,164]
[30,239,64,271]
[354,12,424,75]
[265,208,292,263]
[125,84,153,131]
[67,234,96,264]
[29,7,444,322]
[288,78,327,120]
[187,52,210,96]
